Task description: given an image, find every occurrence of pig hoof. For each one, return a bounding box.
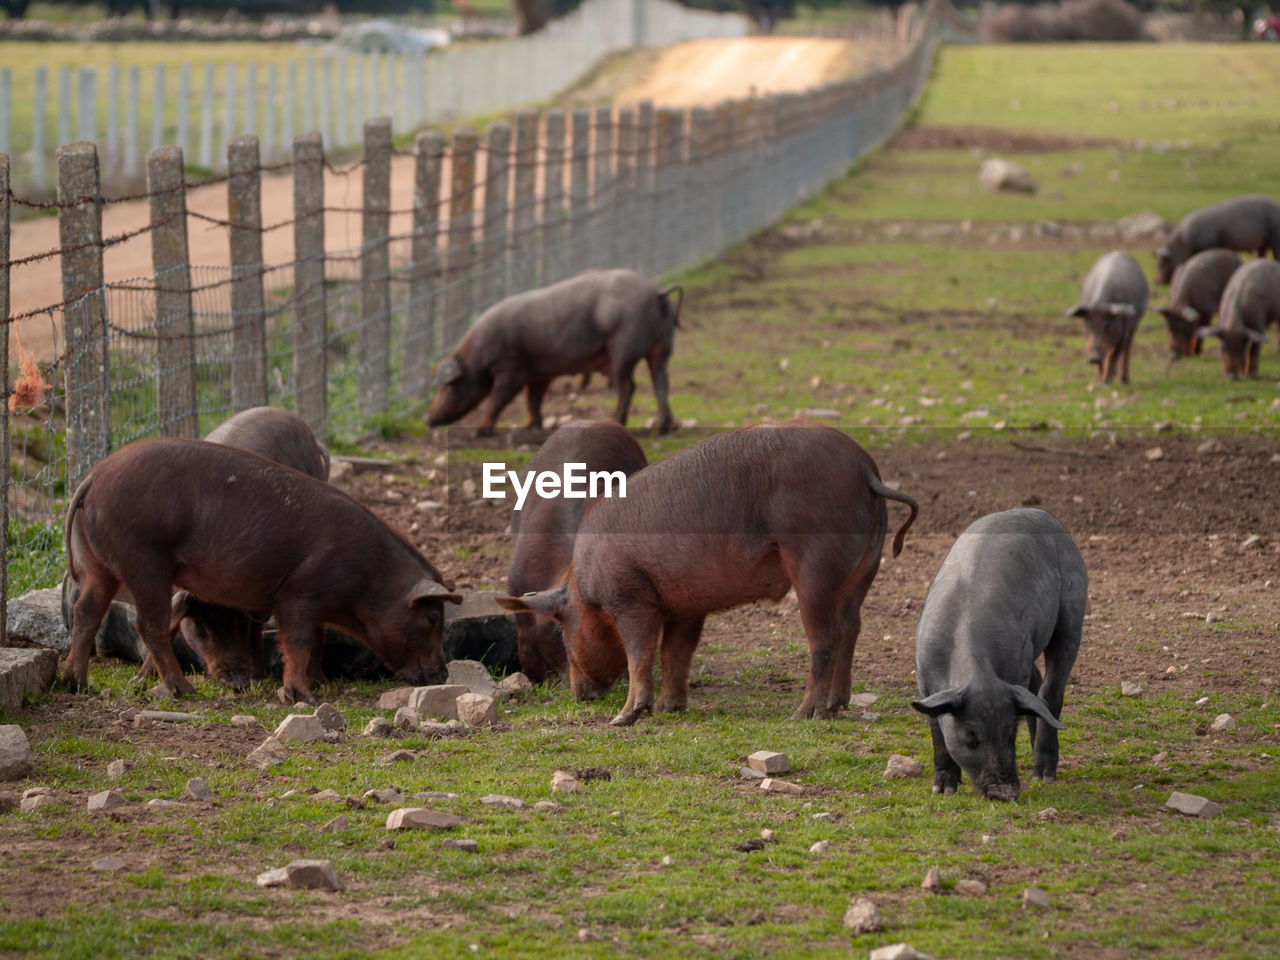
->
[609,706,650,726]
[276,686,316,706]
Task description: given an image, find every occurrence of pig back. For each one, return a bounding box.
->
[1080,251,1148,316]
[204,406,330,481]
[1169,249,1242,317]
[1219,258,1280,332]
[1184,194,1280,250]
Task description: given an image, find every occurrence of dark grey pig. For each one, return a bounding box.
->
[911,508,1086,802]
[1155,194,1280,284]
[1065,251,1148,384]
[1157,248,1242,360]
[1198,258,1280,379]
[427,269,682,435]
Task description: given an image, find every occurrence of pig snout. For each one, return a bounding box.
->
[981,779,1021,802]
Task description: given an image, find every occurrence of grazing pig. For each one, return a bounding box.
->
[427,269,683,435]
[496,422,918,725]
[1155,194,1280,285]
[911,509,1086,801]
[63,438,460,702]
[1157,249,1242,360]
[1197,258,1280,379]
[1065,251,1148,384]
[506,420,648,683]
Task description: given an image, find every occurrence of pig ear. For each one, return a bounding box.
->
[1180,306,1200,323]
[1244,327,1270,345]
[1009,683,1065,729]
[431,357,464,387]
[495,584,570,618]
[1155,246,1170,260]
[1197,326,1223,340]
[169,591,192,634]
[409,579,463,606]
[1064,304,1087,319]
[910,686,967,718]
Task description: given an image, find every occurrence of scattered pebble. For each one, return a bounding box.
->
[364,788,405,805]
[1241,535,1263,551]
[1022,886,1050,909]
[380,750,417,764]
[319,815,348,833]
[249,736,288,769]
[498,673,534,697]
[1144,447,1164,462]
[184,777,214,802]
[274,714,325,744]
[808,840,830,855]
[842,896,883,933]
[1205,611,1223,624]
[376,687,414,710]
[660,854,673,866]
[106,759,133,780]
[443,838,479,853]
[747,750,790,775]
[760,828,776,843]
[480,794,525,809]
[313,789,343,802]
[1195,697,1210,706]
[91,855,129,872]
[145,798,184,812]
[1166,791,1221,817]
[760,777,803,795]
[313,703,346,733]
[551,770,579,794]
[861,712,882,722]
[1210,714,1236,733]
[229,715,260,729]
[255,859,343,892]
[956,879,988,897]
[386,807,463,831]
[87,789,126,812]
[533,800,566,813]
[418,791,460,802]
[870,944,933,960]
[1121,681,1143,697]
[1034,807,1059,822]
[362,718,394,739]
[812,811,835,822]
[419,722,453,737]
[883,754,924,779]
[921,867,941,891]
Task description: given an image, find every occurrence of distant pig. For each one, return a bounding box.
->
[63,438,460,702]
[1156,249,1242,360]
[506,420,648,683]
[1155,194,1280,285]
[1065,251,1148,384]
[911,508,1086,801]
[1197,258,1280,379]
[427,269,683,435]
[497,422,918,725]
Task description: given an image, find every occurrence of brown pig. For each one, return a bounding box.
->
[63,438,460,702]
[497,422,918,725]
[505,420,648,682]
[1065,251,1148,385]
[427,269,683,435]
[1197,258,1280,379]
[1157,249,1242,360]
[1155,194,1280,285]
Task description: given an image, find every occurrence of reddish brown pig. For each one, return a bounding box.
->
[497,422,918,725]
[1157,249,1242,360]
[1197,258,1280,379]
[1155,194,1280,285]
[63,438,460,701]
[506,420,648,683]
[427,269,682,435]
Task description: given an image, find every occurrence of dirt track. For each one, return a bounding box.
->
[7,36,865,364]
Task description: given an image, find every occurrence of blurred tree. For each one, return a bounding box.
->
[510,0,581,34]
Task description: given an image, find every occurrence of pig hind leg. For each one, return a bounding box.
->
[129,583,196,697]
[1033,610,1083,782]
[609,606,664,726]
[524,379,551,430]
[645,339,678,434]
[655,616,706,713]
[64,567,119,692]
[607,357,638,428]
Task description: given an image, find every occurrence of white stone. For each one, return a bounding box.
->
[446,660,507,700]
[313,789,343,802]
[408,684,469,720]
[1241,534,1263,551]
[849,693,880,708]
[1166,792,1221,817]
[551,770,579,794]
[1210,713,1236,733]
[184,777,214,801]
[884,754,924,779]
[480,794,525,809]
[249,736,288,769]
[386,807,463,831]
[256,859,343,891]
[979,157,1038,194]
[0,725,36,781]
[87,789,126,812]
[313,703,346,732]
[842,896,882,933]
[1144,446,1164,462]
[274,714,325,743]
[1022,886,1050,908]
[230,715,260,728]
[377,687,415,709]
[760,778,803,795]
[1121,681,1143,697]
[760,829,776,843]
[870,944,932,960]
[498,672,533,697]
[920,867,941,891]
[456,693,498,726]
[393,706,421,731]
[364,788,405,804]
[956,879,988,896]
[362,717,394,738]
[1206,611,1223,624]
[533,800,565,812]
[747,750,790,774]
[809,840,829,855]
[145,799,185,811]
[20,794,55,812]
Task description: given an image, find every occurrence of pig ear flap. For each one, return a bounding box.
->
[169,591,192,634]
[1197,326,1223,341]
[1064,304,1087,319]
[1244,327,1270,345]
[410,579,463,606]
[495,584,570,618]
[910,685,967,718]
[1180,306,1200,323]
[1010,683,1065,729]
[431,357,464,387]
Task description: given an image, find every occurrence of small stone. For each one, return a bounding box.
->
[364,788,405,805]
[884,754,924,779]
[377,836,396,850]
[363,717,394,738]
[380,749,417,764]
[480,794,525,809]
[87,789,126,812]
[809,840,830,855]
[393,706,421,732]
[274,714,325,743]
[256,859,343,892]
[319,814,348,833]
[145,799,184,811]
[386,807,463,831]
[956,879,988,897]
[1195,697,1210,707]
[812,811,835,822]
[184,777,214,801]
[343,795,367,810]
[870,944,931,960]
[1196,438,1227,455]
[313,703,346,732]
[408,685,469,720]
[661,854,673,866]
[313,789,343,802]
[1144,446,1164,462]
[377,687,415,710]
[1166,792,1221,817]
[135,710,195,724]
[1035,807,1060,822]
[1206,611,1223,624]
[498,672,533,697]
[1121,681,1143,697]
[921,867,942,891]
[533,800,566,813]
[0,726,36,781]
[551,770,579,794]
[0,790,15,813]
[1210,713,1236,733]
[1022,886,1050,908]
[447,660,508,700]
[249,736,289,769]
[861,712,882,722]
[20,794,55,812]
[760,777,803,795]
[981,834,995,844]
[230,715,260,728]
[842,896,882,933]
[849,692,880,708]
[22,786,52,799]
[417,791,459,801]
[456,693,498,727]
[106,759,133,780]
[1152,752,1168,764]
[760,829,776,842]
[92,855,129,872]
[747,750,790,775]
[1241,534,1263,551]
[740,766,766,780]
[443,837,479,852]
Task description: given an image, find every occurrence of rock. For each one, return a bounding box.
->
[1152,752,1168,765]
[87,789,126,812]
[20,794,55,812]
[313,703,346,732]
[136,710,195,724]
[1116,209,1170,240]
[813,811,835,822]
[661,854,673,866]
[418,721,453,736]
[848,692,880,708]
[380,749,417,764]
[0,790,15,813]
[23,786,51,799]
[1210,713,1236,733]
[145,799,185,811]
[456,692,498,726]
[256,859,343,892]
[1144,446,1164,462]
[363,717,394,738]
[274,714,325,743]
[320,815,348,833]
[418,790,459,801]
[443,593,520,673]
[551,770,579,794]
[760,777,803,795]
[447,659,508,701]
[249,736,288,769]
[1036,219,1063,238]
[0,725,36,780]
[921,867,941,891]
[1241,535,1263,551]
[393,707,421,731]
[533,800,565,812]
[870,945,932,960]
[230,715,260,729]
[313,789,343,802]
[1205,611,1223,624]
[364,788,405,804]
[408,685,468,720]
[0,648,59,713]
[184,777,214,801]
[498,672,533,697]
[5,588,70,651]
[91,855,129,872]
[809,839,830,855]
[1196,438,1227,455]
[978,157,1038,194]
[1022,886,1050,908]
[842,896,882,933]
[760,829,776,842]
[1166,792,1221,817]
[377,687,415,709]
[1034,807,1059,822]
[740,766,766,780]
[480,794,525,809]
[747,750,790,775]
[956,879,988,896]
[443,837,479,852]
[386,807,463,831]
[861,712,882,722]
[1121,681,1143,697]
[884,754,924,779]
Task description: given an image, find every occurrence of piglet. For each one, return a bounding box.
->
[1156,248,1242,360]
[1066,250,1148,384]
[1197,258,1280,379]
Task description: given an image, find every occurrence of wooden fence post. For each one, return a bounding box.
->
[404,128,443,398]
[292,131,327,437]
[57,142,110,490]
[592,105,614,269]
[227,134,267,410]
[568,108,591,273]
[1,153,9,644]
[359,116,393,420]
[148,146,198,438]
[480,121,511,309]
[443,128,478,347]
[614,106,635,271]
[634,100,654,275]
[511,110,538,295]
[539,109,566,286]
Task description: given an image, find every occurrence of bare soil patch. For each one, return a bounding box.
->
[889,123,1122,153]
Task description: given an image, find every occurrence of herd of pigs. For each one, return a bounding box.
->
[57,192,1280,803]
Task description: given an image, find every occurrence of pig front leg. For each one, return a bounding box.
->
[655,616,705,713]
[477,373,526,436]
[273,606,320,705]
[524,378,551,430]
[609,607,663,726]
[608,360,637,428]
[133,589,196,698]
[928,718,961,795]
